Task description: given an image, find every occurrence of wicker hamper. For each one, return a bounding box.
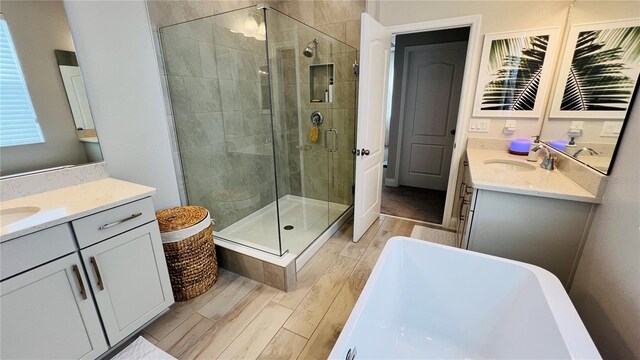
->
[156,206,218,301]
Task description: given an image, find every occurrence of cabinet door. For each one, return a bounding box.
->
[81,221,173,344]
[1,253,108,360]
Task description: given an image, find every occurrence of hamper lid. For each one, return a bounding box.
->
[156,206,208,233]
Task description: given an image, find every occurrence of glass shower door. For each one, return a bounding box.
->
[326,39,358,225]
[266,9,335,256]
[160,7,284,256]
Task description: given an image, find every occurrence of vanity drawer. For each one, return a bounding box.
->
[72,197,156,248]
[1,224,76,281]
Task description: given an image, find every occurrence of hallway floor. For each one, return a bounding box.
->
[381,185,446,224]
[142,216,419,359]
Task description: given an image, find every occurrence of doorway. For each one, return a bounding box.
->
[382,27,469,225]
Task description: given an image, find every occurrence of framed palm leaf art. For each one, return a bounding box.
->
[473,28,560,118]
[550,19,640,119]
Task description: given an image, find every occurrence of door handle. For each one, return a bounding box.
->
[72,264,87,300]
[90,256,105,290]
[361,149,370,156]
[352,148,360,156]
[324,128,339,152]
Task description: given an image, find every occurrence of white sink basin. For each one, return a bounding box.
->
[483,159,536,172]
[0,206,41,227]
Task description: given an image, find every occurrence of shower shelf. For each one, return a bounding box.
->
[309,63,334,103]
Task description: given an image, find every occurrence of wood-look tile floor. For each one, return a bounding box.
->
[142,215,418,360]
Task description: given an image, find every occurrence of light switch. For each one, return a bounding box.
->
[504,120,516,134]
[469,119,490,133]
[600,121,623,137]
[570,121,584,129]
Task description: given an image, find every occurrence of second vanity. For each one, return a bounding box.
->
[456,143,606,288]
[0,178,174,359]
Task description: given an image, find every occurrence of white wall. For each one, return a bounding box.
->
[1,0,88,176]
[63,0,180,210]
[569,97,639,359]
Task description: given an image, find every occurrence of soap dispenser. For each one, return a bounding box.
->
[527,136,540,162]
[565,137,577,156]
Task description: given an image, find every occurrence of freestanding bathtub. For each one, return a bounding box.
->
[329,236,600,359]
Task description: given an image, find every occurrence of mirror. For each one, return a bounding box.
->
[540,1,640,174]
[0,0,102,178]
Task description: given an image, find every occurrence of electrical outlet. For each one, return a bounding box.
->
[469,119,490,133]
[570,121,584,130]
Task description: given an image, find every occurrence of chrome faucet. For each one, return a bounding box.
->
[532,145,557,170]
[573,147,599,158]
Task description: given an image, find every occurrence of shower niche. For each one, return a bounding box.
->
[309,63,334,103]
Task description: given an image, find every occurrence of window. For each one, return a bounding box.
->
[0,17,44,147]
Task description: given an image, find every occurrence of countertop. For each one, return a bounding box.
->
[466,149,601,203]
[0,178,155,242]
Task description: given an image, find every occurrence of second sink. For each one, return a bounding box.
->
[483,159,536,172]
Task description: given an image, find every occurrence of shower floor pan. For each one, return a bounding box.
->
[214,195,351,291]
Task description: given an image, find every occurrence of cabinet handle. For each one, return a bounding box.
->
[89,256,105,290]
[72,265,87,300]
[99,212,142,230]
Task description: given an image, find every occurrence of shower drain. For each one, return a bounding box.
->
[283,225,294,230]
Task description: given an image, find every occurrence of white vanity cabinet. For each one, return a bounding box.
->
[458,150,601,288]
[80,222,173,344]
[465,190,593,287]
[0,193,174,359]
[1,248,108,359]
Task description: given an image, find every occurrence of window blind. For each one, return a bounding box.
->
[0,17,44,147]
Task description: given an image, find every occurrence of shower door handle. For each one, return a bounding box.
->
[324,128,339,152]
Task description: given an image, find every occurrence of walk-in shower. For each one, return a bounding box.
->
[160,6,357,264]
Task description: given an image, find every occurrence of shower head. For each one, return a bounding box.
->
[303,39,319,58]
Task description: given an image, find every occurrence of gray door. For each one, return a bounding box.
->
[399,41,467,190]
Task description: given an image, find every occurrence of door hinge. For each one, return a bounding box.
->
[352,62,359,75]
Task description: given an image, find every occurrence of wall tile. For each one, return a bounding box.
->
[316,22,346,43]
[219,80,241,111]
[314,0,364,27]
[222,111,245,139]
[214,45,239,80]
[345,19,361,49]
[183,77,222,113]
[147,1,213,29]
[161,34,202,77]
[175,112,225,149]
[199,41,218,78]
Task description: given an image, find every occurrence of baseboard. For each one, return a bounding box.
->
[384,178,398,187]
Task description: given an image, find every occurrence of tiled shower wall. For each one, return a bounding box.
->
[267,16,358,205]
[147,0,364,207]
[160,11,279,230]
